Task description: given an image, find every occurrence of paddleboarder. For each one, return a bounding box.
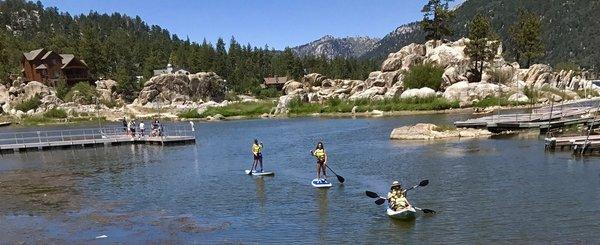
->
[251,139,264,172]
[387,181,411,211]
[311,142,328,183]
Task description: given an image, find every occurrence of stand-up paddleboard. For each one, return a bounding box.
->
[311,178,332,188]
[245,170,275,176]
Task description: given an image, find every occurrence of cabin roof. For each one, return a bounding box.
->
[263,76,288,85]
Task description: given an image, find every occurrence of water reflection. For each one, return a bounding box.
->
[316,189,329,242]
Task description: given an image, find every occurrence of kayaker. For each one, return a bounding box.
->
[251,139,263,172]
[310,142,328,183]
[387,181,411,211]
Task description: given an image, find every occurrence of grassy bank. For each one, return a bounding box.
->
[288,97,459,115]
[180,100,277,118]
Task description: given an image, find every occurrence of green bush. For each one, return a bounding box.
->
[225,91,241,101]
[43,108,68,118]
[487,68,514,85]
[199,101,276,117]
[55,79,69,100]
[403,63,445,90]
[65,82,97,104]
[287,97,459,115]
[255,87,281,99]
[14,95,42,112]
[179,109,202,118]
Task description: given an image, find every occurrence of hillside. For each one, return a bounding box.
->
[359,22,425,62]
[362,0,600,69]
[291,35,380,59]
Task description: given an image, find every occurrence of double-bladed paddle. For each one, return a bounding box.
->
[365,179,436,214]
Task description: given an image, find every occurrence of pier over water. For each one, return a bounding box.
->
[0,124,195,153]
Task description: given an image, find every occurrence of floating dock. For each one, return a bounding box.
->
[0,125,195,154]
[545,134,600,155]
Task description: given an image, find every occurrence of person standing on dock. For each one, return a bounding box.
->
[251,139,264,172]
[139,121,145,137]
[122,117,128,135]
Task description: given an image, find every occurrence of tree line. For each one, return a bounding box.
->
[0,0,378,99]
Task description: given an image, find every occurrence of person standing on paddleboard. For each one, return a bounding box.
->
[387,181,411,211]
[311,142,328,183]
[251,139,264,172]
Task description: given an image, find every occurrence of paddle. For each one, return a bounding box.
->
[247,158,256,175]
[414,206,437,214]
[406,180,429,191]
[325,165,345,183]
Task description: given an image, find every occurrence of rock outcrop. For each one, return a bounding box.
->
[135,72,226,106]
[389,123,492,140]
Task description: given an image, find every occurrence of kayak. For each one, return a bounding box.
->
[311,178,332,188]
[245,170,275,176]
[386,206,416,220]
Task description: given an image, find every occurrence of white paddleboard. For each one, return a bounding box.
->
[311,178,332,188]
[245,170,275,176]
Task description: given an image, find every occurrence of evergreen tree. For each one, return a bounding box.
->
[509,10,545,68]
[464,13,499,83]
[421,0,455,41]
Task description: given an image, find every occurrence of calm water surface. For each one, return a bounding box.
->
[1,115,599,243]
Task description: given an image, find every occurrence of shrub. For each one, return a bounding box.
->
[555,62,582,75]
[43,108,68,118]
[65,82,97,104]
[199,101,276,117]
[403,63,445,90]
[256,87,281,99]
[179,109,202,118]
[487,68,514,85]
[14,95,42,112]
[55,79,69,100]
[225,91,241,101]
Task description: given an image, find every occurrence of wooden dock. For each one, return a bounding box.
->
[454,98,600,133]
[0,125,195,154]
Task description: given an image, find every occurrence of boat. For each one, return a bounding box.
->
[386,206,416,220]
[244,170,275,176]
[0,122,11,127]
[311,178,332,188]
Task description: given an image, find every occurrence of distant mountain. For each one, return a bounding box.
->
[291,35,380,59]
[359,22,425,62]
[362,0,600,69]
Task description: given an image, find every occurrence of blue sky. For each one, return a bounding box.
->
[40,0,436,49]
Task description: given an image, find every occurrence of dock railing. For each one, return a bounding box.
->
[0,124,195,146]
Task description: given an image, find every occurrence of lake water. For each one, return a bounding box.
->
[1,115,599,243]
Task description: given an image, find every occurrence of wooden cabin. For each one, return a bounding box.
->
[21,48,92,86]
[262,76,288,90]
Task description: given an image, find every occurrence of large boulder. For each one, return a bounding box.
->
[390,123,492,140]
[381,43,426,72]
[508,92,529,103]
[0,84,8,106]
[400,87,436,99]
[349,86,386,100]
[443,81,505,107]
[96,79,117,102]
[136,72,226,106]
[424,44,468,68]
[302,73,327,86]
[282,80,304,95]
[22,81,53,101]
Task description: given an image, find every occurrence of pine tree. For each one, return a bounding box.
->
[464,13,499,83]
[509,10,545,68]
[421,0,455,41]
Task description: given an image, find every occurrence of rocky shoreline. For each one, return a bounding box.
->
[1,38,598,126]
